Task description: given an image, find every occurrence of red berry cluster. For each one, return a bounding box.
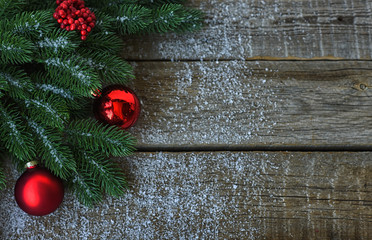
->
[53,0,96,41]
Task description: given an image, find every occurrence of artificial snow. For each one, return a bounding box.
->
[35,83,74,100]
[0,152,281,239]
[131,60,280,146]
[37,37,70,53]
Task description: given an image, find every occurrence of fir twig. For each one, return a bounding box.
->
[72,169,102,207]
[0,166,5,190]
[25,94,70,129]
[0,0,203,206]
[0,103,36,163]
[0,66,34,99]
[111,4,152,34]
[66,119,136,157]
[27,119,76,179]
[40,55,101,97]
[77,151,128,196]
[0,32,33,64]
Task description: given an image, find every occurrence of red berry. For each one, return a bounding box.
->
[86,9,90,14]
[74,20,80,25]
[87,26,92,32]
[83,13,88,18]
[56,0,61,4]
[60,24,66,29]
[86,17,92,22]
[53,12,59,19]
[59,10,65,16]
[81,24,87,30]
[81,30,87,35]
[77,25,82,30]
[66,26,70,31]
[78,17,84,22]
[68,18,74,24]
[61,3,68,9]
[75,10,81,15]
[63,19,68,25]
[57,18,63,24]
[81,35,87,41]
[81,8,86,13]
[70,24,76,30]
[89,22,95,28]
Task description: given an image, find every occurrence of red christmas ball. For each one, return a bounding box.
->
[14,162,64,216]
[93,85,141,129]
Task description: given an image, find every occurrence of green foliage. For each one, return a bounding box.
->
[25,94,70,129]
[0,32,33,64]
[27,119,76,179]
[67,119,136,157]
[111,4,152,34]
[0,0,26,19]
[0,103,36,163]
[0,66,33,99]
[75,150,128,201]
[0,167,5,189]
[0,0,202,206]
[72,169,103,207]
[40,55,101,97]
[7,10,54,38]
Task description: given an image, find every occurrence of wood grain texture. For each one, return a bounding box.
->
[122,0,372,60]
[128,60,372,149]
[1,152,371,239]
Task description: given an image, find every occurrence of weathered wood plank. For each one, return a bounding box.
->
[1,152,371,239]
[122,0,372,60]
[128,61,372,148]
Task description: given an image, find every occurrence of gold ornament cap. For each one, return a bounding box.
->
[25,161,38,169]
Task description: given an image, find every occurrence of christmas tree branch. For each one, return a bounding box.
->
[0,0,26,18]
[41,56,101,97]
[76,150,128,197]
[66,119,136,157]
[0,0,203,207]
[0,166,5,189]
[0,66,34,99]
[0,103,36,163]
[0,32,33,64]
[36,29,78,56]
[72,169,103,207]
[78,49,134,84]
[24,94,70,129]
[27,119,76,179]
[111,4,152,35]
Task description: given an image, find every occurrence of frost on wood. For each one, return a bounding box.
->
[2,152,368,239]
[123,0,372,60]
[130,61,280,146]
[0,152,282,239]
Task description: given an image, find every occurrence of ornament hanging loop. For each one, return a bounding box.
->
[25,161,38,169]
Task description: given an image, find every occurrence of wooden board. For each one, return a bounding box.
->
[122,0,372,60]
[128,60,372,149]
[1,152,371,239]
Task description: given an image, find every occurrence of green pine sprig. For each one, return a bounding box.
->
[0,0,202,206]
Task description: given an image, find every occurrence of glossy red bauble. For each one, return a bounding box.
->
[14,163,64,216]
[93,85,141,129]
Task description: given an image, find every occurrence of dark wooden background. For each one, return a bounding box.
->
[1,0,372,239]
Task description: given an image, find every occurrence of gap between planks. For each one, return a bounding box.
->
[135,145,372,153]
[126,58,372,62]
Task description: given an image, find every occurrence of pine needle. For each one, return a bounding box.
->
[66,119,136,157]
